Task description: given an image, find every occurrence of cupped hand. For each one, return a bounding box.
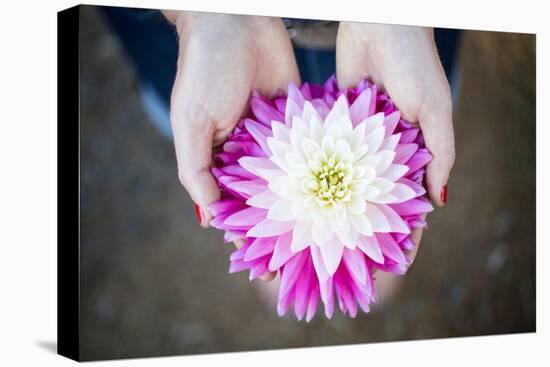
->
[167,13,300,226]
[336,23,456,264]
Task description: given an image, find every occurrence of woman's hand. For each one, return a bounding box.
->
[336,23,456,263]
[166,13,300,228]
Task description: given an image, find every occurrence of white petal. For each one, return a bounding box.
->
[362,112,385,134]
[377,204,411,234]
[301,138,321,160]
[365,203,391,232]
[340,115,354,137]
[310,115,325,143]
[390,183,417,203]
[324,95,350,128]
[357,154,382,168]
[320,236,344,276]
[312,220,333,246]
[321,134,335,155]
[302,101,322,123]
[345,229,360,249]
[350,121,367,151]
[369,193,398,204]
[363,185,381,200]
[371,177,396,194]
[291,198,313,221]
[285,152,307,171]
[375,150,396,175]
[285,98,302,125]
[247,219,294,238]
[353,144,369,162]
[292,115,309,135]
[267,137,292,157]
[365,126,386,155]
[325,122,344,141]
[290,221,312,252]
[382,164,410,182]
[334,140,353,162]
[379,133,401,151]
[289,129,307,152]
[334,217,352,243]
[357,236,384,263]
[238,156,281,181]
[347,194,366,214]
[350,214,373,236]
[268,199,295,221]
[270,156,290,172]
[271,120,290,141]
[246,190,279,209]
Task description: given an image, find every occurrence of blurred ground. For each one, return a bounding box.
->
[78,6,535,361]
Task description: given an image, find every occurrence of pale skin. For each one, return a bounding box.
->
[162,12,455,282]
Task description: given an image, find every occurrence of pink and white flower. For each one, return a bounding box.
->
[209,76,433,320]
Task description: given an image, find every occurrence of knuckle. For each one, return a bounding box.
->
[177,169,191,189]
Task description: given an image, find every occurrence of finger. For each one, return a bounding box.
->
[233,239,246,249]
[259,272,276,282]
[405,214,427,266]
[254,17,301,95]
[418,92,455,207]
[336,23,372,88]
[170,101,220,228]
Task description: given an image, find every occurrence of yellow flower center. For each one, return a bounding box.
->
[310,157,352,207]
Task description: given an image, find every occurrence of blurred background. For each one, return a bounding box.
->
[79,5,535,361]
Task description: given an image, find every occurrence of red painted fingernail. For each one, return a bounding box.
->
[194,203,203,225]
[440,184,448,204]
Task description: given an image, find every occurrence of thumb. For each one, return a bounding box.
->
[171,105,221,228]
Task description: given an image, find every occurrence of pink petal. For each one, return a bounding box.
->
[294,256,313,320]
[279,250,308,299]
[400,128,419,143]
[306,285,320,322]
[383,111,401,137]
[238,156,280,181]
[390,199,433,216]
[224,207,267,227]
[349,88,372,125]
[227,179,267,198]
[390,183,417,203]
[244,237,277,261]
[247,219,295,238]
[268,231,294,271]
[377,204,411,234]
[394,143,418,164]
[377,233,407,264]
[277,288,294,317]
[250,96,284,126]
[310,245,330,284]
[406,149,433,173]
[398,177,427,196]
[244,118,272,155]
[342,248,368,285]
[287,82,306,108]
[249,261,269,281]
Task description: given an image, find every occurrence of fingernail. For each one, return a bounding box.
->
[440,184,448,204]
[194,203,204,225]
